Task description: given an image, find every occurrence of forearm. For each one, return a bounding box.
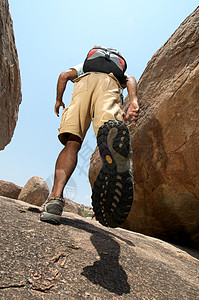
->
[54,69,78,117]
[56,69,78,102]
[56,73,69,102]
[124,75,139,123]
[126,75,138,104]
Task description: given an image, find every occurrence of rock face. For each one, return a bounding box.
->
[0,196,199,299]
[89,8,199,249]
[18,176,49,206]
[0,180,22,199]
[0,0,22,150]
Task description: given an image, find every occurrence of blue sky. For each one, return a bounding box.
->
[0,0,198,206]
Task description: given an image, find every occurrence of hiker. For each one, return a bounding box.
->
[40,46,139,227]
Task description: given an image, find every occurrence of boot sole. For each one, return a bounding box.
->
[92,120,133,228]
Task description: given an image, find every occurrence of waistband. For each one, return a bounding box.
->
[73,72,123,89]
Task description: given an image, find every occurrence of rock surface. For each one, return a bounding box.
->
[18,176,49,206]
[89,8,199,249]
[63,197,83,216]
[0,0,22,150]
[0,196,199,299]
[0,179,22,199]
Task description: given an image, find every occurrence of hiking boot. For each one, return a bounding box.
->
[40,196,65,225]
[92,120,133,228]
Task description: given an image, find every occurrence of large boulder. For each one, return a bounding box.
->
[89,8,199,249]
[0,180,22,199]
[0,0,22,150]
[18,176,49,206]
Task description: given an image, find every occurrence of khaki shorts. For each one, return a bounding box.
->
[58,72,125,145]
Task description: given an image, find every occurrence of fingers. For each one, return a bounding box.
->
[54,101,65,117]
[128,110,139,116]
[125,108,139,123]
[55,108,59,117]
[54,104,60,117]
[125,112,130,121]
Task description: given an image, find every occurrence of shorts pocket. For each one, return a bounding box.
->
[102,75,120,93]
[72,74,89,97]
[58,107,69,131]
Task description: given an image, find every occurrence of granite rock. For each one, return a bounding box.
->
[89,7,199,249]
[0,0,22,150]
[18,176,49,206]
[0,180,22,199]
[63,197,83,216]
[0,196,198,299]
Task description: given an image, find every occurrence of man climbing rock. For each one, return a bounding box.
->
[40,46,139,227]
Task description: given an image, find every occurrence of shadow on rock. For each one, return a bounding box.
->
[62,218,133,295]
[81,234,130,295]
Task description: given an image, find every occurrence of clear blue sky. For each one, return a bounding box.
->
[0,0,198,206]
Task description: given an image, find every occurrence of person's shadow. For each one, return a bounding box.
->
[62,217,134,295]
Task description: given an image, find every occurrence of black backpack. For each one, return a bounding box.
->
[83,45,127,83]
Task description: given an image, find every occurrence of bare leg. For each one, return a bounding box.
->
[49,134,82,198]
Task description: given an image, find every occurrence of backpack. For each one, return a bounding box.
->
[83,46,127,83]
